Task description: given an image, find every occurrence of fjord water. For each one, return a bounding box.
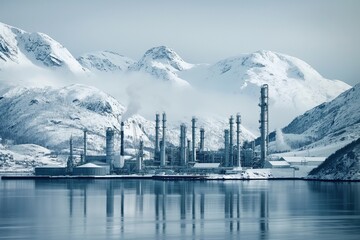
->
[0,179,359,240]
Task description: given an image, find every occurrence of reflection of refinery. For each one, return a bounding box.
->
[35,85,270,177]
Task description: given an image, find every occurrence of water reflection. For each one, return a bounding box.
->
[0,179,359,240]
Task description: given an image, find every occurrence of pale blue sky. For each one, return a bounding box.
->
[1,0,359,85]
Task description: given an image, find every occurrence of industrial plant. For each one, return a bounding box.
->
[35,84,275,177]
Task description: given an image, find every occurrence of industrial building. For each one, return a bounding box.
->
[35,84,271,177]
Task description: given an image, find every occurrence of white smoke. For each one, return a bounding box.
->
[121,84,142,121]
[275,128,291,152]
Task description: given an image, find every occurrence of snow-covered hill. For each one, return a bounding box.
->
[0,21,354,149]
[0,22,87,75]
[206,51,349,106]
[271,83,360,156]
[129,46,192,87]
[0,84,255,161]
[307,138,360,180]
[182,51,350,127]
[77,51,135,73]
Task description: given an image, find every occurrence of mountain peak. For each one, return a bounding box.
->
[0,21,86,74]
[140,45,193,71]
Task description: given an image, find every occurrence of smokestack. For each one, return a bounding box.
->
[160,112,166,167]
[199,128,205,152]
[137,140,143,172]
[120,122,125,168]
[106,127,115,172]
[83,129,87,164]
[259,84,269,167]
[229,116,234,167]
[236,114,242,168]
[224,129,229,167]
[180,124,187,166]
[187,139,191,163]
[67,136,74,173]
[155,113,160,159]
[191,117,196,162]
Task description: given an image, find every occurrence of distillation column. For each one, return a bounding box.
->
[259,84,269,167]
[83,129,87,164]
[191,117,196,162]
[199,128,205,152]
[137,140,143,172]
[229,116,234,167]
[160,112,166,167]
[236,114,242,168]
[154,113,160,162]
[180,124,187,166]
[106,127,115,172]
[224,129,230,167]
[120,121,125,168]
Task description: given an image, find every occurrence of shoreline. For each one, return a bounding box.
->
[1,174,359,182]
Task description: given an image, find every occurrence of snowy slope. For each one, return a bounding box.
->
[0,22,87,75]
[307,138,360,180]
[77,51,135,73]
[129,46,192,87]
[283,84,360,147]
[0,142,64,172]
[0,85,255,158]
[182,51,350,124]
[268,84,360,156]
[0,84,124,152]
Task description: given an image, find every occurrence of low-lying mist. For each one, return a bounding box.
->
[0,69,299,136]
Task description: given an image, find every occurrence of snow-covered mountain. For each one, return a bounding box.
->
[129,46,192,87]
[273,83,360,156]
[0,84,254,159]
[307,138,360,180]
[0,22,87,75]
[77,51,135,73]
[184,51,350,121]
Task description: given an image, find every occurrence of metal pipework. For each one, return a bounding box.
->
[236,114,241,168]
[180,124,187,166]
[106,127,115,172]
[259,84,269,167]
[224,129,230,167]
[191,117,196,162]
[229,116,234,167]
[160,112,166,167]
[199,128,205,152]
[155,113,160,157]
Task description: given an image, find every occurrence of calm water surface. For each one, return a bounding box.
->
[0,179,359,240]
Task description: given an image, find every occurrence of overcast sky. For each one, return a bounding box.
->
[1,0,359,86]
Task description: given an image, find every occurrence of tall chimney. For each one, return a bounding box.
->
[155,113,160,160]
[120,121,125,168]
[229,115,234,167]
[160,112,166,167]
[259,84,269,168]
[224,129,230,167]
[67,136,74,173]
[187,139,191,163]
[191,117,196,162]
[106,127,115,172]
[199,128,205,152]
[236,114,241,168]
[180,124,187,166]
[83,129,87,164]
[137,140,143,172]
